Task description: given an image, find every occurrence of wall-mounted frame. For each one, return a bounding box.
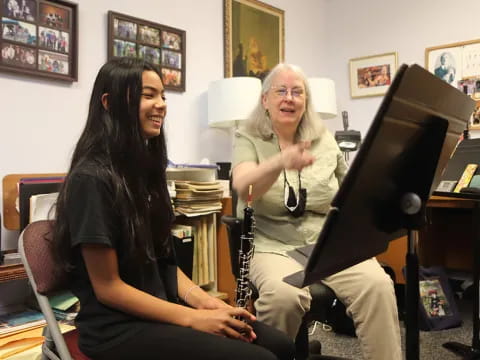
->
[349,52,398,99]
[224,0,284,79]
[426,39,480,129]
[0,0,78,81]
[425,39,480,86]
[108,11,186,92]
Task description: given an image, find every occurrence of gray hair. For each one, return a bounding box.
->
[243,63,325,141]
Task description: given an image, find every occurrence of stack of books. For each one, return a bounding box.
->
[49,292,79,322]
[173,181,223,217]
[0,309,46,337]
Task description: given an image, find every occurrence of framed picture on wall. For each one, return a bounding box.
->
[426,39,480,129]
[224,0,284,79]
[0,0,78,81]
[108,11,186,92]
[425,39,480,87]
[349,52,398,99]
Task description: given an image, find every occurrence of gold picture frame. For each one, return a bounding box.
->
[349,52,398,99]
[224,0,284,79]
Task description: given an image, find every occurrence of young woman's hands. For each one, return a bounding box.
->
[190,307,257,343]
[198,295,232,310]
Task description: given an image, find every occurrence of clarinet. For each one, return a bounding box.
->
[235,185,255,310]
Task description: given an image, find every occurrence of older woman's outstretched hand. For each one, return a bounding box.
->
[280,141,315,171]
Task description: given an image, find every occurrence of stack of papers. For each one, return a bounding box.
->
[174,181,223,217]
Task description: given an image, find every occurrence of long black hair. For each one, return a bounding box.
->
[53,57,174,269]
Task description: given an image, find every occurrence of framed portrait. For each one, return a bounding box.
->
[224,0,284,79]
[108,11,186,92]
[349,52,398,99]
[426,39,480,128]
[425,39,480,85]
[0,0,78,81]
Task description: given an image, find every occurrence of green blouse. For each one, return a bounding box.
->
[232,128,348,255]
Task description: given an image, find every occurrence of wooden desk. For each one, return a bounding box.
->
[377,195,478,284]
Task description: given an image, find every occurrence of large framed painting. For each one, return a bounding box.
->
[0,0,78,82]
[224,0,284,79]
[108,11,186,92]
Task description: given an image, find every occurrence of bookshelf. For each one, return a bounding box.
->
[174,197,233,302]
[0,264,27,283]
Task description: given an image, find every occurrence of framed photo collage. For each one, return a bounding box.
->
[0,0,77,81]
[108,11,186,92]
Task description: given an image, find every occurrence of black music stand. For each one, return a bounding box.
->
[434,138,480,359]
[284,63,475,360]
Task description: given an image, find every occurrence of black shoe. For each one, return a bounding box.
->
[308,340,322,355]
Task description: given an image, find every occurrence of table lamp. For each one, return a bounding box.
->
[208,77,261,128]
[308,78,338,120]
[208,77,261,181]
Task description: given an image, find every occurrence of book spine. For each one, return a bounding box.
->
[453,164,478,192]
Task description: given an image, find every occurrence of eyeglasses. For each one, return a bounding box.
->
[271,86,305,99]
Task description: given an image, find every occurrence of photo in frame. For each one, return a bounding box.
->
[108,11,186,92]
[426,39,480,129]
[0,0,77,81]
[349,52,398,99]
[425,39,480,86]
[224,0,284,79]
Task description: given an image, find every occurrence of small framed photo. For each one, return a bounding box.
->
[38,49,68,74]
[2,18,36,45]
[161,49,181,69]
[161,68,182,87]
[39,26,69,53]
[113,18,137,41]
[1,42,36,68]
[161,30,181,50]
[0,0,78,81]
[39,2,69,30]
[436,180,457,193]
[139,45,160,65]
[108,11,186,92]
[3,0,36,22]
[113,39,136,58]
[349,52,398,98]
[139,25,160,46]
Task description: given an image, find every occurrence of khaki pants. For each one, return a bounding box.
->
[250,253,402,360]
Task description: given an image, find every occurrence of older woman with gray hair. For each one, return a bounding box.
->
[232,63,402,360]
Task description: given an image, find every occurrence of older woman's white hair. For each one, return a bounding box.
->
[244,63,325,141]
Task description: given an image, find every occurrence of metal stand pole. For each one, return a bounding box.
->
[401,192,422,360]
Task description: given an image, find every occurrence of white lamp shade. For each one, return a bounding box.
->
[208,77,262,128]
[308,78,337,119]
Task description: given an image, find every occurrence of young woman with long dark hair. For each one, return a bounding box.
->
[52,57,294,360]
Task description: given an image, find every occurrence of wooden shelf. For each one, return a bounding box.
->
[0,264,27,283]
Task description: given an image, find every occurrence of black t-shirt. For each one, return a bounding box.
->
[66,169,178,356]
